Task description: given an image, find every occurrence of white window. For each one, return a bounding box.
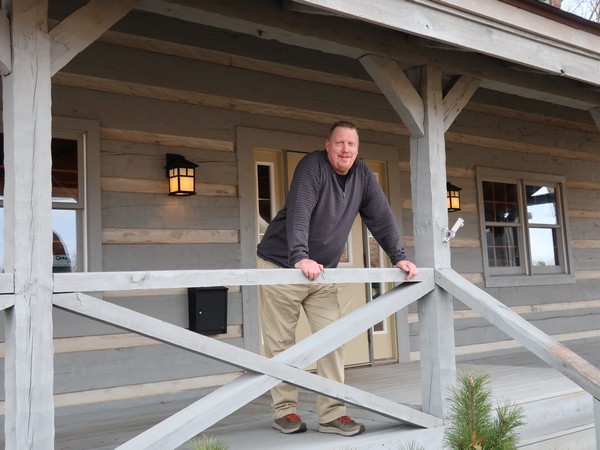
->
[0,119,101,273]
[476,167,574,287]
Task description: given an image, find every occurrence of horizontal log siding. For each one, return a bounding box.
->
[0,8,595,407]
[399,89,600,357]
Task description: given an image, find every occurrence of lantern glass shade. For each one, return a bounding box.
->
[447,182,462,212]
[166,154,198,196]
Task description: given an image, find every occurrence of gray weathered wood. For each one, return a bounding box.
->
[295,0,600,89]
[594,396,600,449]
[591,107,600,132]
[53,267,430,292]
[0,11,10,75]
[0,295,15,311]
[49,0,138,75]
[53,280,439,449]
[360,54,424,137]
[2,1,55,448]
[409,65,456,418]
[0,273,14,294]
[443,75,481,131]
[111,279,440,449]
[436,268,600,400]
[136,0,600,110]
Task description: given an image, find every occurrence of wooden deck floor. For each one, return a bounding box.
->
[3,338,599,449]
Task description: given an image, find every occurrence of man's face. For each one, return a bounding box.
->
[325,126,359,175]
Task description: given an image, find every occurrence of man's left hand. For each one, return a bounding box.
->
[395,259,418,281]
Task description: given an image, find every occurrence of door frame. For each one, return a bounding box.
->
[236,126,410,361]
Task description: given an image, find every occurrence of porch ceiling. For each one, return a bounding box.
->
[136,0,600,110]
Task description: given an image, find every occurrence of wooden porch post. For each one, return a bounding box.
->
[2,1,54,448]
[591,107,600,132]
[410,65,456,418]
[595,397,600,449]
[361,55,482,417]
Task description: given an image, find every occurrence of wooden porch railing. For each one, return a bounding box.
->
[5,267,599,448]
[52,268,442,449]
[435,268,600,448]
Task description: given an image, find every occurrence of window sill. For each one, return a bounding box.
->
[484,273,576,288]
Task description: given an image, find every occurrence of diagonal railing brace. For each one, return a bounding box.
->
[53,274,440,449]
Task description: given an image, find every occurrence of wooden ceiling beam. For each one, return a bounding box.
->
[49,0,138,76]
[136,0,600,110]
[295,0,600,88]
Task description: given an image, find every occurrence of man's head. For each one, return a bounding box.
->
[325,120,359,175]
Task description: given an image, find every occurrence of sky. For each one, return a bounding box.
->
[560,0,597,20]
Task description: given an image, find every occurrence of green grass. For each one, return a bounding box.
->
[188,434,229,450]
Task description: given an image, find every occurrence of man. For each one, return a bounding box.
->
[257,120,417,437]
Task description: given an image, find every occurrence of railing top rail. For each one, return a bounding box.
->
[53,267,432,293]
[0,273,14,294]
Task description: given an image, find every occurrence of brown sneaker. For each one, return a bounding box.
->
[318,415,365,436]
[273,413,307,434]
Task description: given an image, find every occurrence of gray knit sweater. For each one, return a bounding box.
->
[257,150,407,268]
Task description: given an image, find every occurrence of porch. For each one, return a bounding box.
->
[43,338,599,449]
[0,266,592,449]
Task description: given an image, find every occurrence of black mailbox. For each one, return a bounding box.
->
[188,286,228,335]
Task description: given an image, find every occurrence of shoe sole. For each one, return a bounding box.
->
[317,424,365,436]
[273,423,307,434]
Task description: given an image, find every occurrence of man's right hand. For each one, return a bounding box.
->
[294,259,324,281]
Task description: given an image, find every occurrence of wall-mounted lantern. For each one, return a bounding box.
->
[166,153,198,196]
[447,181,462,212]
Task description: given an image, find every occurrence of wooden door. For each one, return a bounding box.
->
[254,149,396,367]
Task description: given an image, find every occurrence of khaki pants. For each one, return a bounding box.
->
[258,257,345,423]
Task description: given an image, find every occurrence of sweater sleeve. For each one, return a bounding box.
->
[359,168,407,265]
[285,154,321,266]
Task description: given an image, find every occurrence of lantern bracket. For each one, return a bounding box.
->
[442,217,464,244]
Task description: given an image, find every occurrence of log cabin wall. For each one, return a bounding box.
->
[404,88,600,360]
[0,1,598,410]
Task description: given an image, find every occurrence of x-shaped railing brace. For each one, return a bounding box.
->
[53,271,441,449]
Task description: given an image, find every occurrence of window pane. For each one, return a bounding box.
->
[52,209,77,272]
[529,227,558,267]
[257,164,272,237]
[0,209,77,272]
[486,226,520,267]
[526,185,557,225]
[483,181,519,223]
[0,136,79,203]
[51,138,79,203]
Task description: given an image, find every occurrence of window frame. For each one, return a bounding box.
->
[53,117,102,273]
[0,117,101,273]
[476,167,575,288]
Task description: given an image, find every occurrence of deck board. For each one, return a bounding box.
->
[1,338,598,449]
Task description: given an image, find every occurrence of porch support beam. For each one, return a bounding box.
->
[595,397,600,449]
[2,0,55,447]
[0,11,11,74]
[443,76,481,132]
[591,107,600,132]
[49,0,138,75]
[293,0,600,89]
[360,54,424,137]
[410,65,456,418]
